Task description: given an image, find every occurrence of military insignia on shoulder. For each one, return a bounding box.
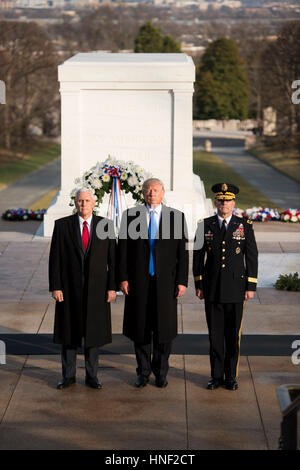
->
[247,220,253,224]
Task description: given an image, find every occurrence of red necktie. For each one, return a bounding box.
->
[82,220,89,252]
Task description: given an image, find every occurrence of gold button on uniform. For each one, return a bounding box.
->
[222,241,226,245]
[222,264,225,268]
[222,248,225,252]
[222,256,225,260]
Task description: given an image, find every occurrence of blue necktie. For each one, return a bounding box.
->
[149,210,158,276]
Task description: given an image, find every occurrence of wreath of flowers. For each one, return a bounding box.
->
[69,155,152,210]
[2,208,46,221]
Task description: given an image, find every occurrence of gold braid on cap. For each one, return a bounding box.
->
[215,192,236,200]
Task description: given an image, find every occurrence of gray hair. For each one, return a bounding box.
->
[75,188,97,201]
[142,178,165,192]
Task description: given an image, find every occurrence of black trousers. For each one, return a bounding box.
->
[204,301,244,380]
[134,276,172,380]
[61,342,99,381]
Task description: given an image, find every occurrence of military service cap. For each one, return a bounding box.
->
[211,183,239,200]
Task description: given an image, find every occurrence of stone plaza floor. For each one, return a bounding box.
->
[0,220,299,450]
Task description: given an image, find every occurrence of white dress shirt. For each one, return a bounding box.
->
[146,204,162,228]
[78,214,93,236]
[217,214,232,230]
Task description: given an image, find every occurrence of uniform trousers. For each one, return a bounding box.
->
[204,300,244,380]
[134,276,172,380]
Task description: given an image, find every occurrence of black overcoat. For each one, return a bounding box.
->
[118,205,189,344]
[193,214,258,303]
[49,214,116,348]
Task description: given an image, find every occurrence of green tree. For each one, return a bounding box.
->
[134,22,164,53]
[194,37,249,120]
[162,35,181,53]
[134,22,181,53]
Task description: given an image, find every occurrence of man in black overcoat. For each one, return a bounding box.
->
[118,178,189,388]
[193,183,258,391]
[49,189,116,390]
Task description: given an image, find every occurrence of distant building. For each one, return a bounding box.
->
[0,0,17,8]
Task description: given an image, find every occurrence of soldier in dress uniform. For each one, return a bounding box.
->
[193,183,258,390]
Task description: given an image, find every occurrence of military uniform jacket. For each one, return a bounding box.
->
[193,214,258,303]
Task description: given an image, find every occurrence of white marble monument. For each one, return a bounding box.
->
[43,53,212,237]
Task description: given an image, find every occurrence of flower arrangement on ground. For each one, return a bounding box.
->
[2,208,46,221]
[280,209,300,223]
[242,207,281,222]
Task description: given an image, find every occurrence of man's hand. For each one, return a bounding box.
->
[120,281,129,295]
[245,291,255,301]
[196,289,204,300]
[52,290,64,302]
[176,285,186,299]
[107,290,116,303]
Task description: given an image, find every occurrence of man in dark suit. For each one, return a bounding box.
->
[118,178,189,388]
[49,188,116,390]
[193,183,258,391]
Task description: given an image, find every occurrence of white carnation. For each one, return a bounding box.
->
[128,175,138,187]
[89,177,102,189]
[102,174,110,183]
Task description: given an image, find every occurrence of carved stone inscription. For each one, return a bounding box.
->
[81,90,172,189]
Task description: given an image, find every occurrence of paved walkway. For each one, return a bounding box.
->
[193,133,300,209]
[0,221,299,450]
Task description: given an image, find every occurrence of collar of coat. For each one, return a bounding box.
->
[124,204,183,243]
[70,213,98,255]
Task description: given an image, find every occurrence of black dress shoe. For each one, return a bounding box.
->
[207,377,222,390]
[57,377,76,390]
[135,375,149,388]
[225,377,238,390]
[85,377,102,389]
[155,378,168,388]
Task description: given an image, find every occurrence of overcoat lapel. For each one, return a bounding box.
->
[69,213,84,256]
[69,213,95,256]
[140,205,150,250]
[156,204,166,248]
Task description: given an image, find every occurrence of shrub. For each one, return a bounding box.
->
[275,272,300,291]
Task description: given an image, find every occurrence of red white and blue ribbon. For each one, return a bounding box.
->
[105,166,123,230]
